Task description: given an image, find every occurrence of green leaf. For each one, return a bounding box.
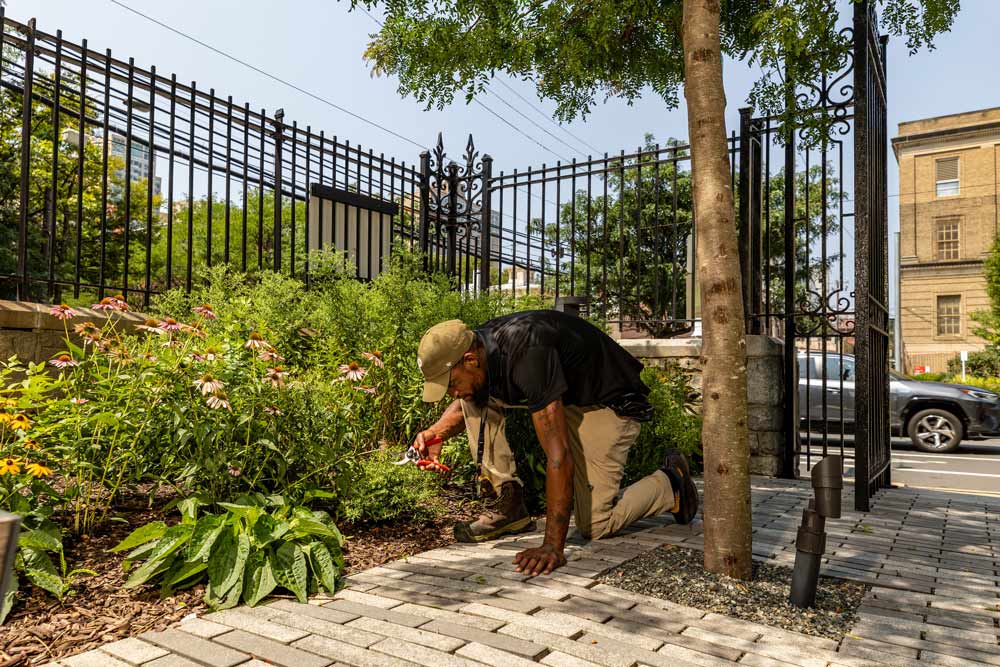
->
[110,521,167,553]
[176,497,205,523]
[160,560,208,597]
[251,515,288,548]
[272,542,308,603]
[185,515,225,563]
[124,554,174,590]
[289,517,338,540]
[208,529,250,597]
[18,528,62,553]
[0,572,18,624]
[123,541,158,571]
[242,550,277,607]
[21,547,67,599]
[307,542,339,595]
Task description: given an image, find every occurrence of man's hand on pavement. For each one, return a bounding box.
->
[513,543,566,576]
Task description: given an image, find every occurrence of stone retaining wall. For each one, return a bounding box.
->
[619,335,788,477]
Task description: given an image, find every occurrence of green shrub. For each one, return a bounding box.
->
[111,494,344,609]
[911,371,949,383]
[338,452,441,524]
[955,376,1000,393]
[946,346,1000,378]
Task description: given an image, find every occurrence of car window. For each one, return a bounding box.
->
[798,357,815,379]
[822,356,855,381]
[840,358,855,381]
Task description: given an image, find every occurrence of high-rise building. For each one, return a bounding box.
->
[893,107,1000,373]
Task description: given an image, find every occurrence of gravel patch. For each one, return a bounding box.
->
[599,545,866,640]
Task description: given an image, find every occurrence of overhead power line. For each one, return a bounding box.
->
[105,0,427,151]
[492,78,602,155]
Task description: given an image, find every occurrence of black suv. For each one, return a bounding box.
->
[798,352,1000,453]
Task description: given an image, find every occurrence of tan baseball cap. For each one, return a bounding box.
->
[417,319,475,402]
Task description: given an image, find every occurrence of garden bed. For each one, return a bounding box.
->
[599,544,866,640]
[1,485,487,667]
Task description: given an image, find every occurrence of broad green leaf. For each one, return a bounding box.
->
[123,541,158,571]
[110,521,167,553]
[272,542,308,603]
[289,517,338,540]
[208,529,250,596]
[308,542,339,595]
[251,515,288,548]
[176,497,204,523]
[185,515,225,563]
[124,554,174,589]
[21,547,67,599]
[142,524,194,564]
[0,572,18,624]
[242,551,277,607]
[160,560,208,597]
[18,528,62,553]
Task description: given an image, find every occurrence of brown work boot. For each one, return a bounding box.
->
[662,449,699,525]
[454,481,535,543]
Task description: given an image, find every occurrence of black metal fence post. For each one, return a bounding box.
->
[480,154,493,292]
[17,18,35,301]
[738,107,752,325]
[273,108,284,273]
[446,162,459,278]
[419,151,431,272]
[781,80,798,480]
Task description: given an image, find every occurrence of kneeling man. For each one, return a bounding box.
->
[413,310,699,576]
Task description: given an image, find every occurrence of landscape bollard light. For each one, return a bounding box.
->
[789,455,843,608]
[0,511,21,604]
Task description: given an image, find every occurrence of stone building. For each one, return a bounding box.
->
[893,107,1000,373]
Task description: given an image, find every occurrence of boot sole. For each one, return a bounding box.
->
[454,516,536,543]
[665,448,699,525]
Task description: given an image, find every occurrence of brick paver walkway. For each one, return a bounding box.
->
[48,478,1000,667]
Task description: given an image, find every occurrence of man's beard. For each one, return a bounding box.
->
[469,380,490,409]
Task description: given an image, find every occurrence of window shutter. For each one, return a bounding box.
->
[936,157,959,182]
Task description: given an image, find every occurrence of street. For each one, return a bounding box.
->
[799,435,1000,495]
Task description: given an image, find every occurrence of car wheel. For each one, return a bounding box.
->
[908,408,964,453]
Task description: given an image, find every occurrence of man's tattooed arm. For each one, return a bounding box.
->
[429,399,468,440]
[531,399,574,551]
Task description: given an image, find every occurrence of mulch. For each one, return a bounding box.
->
[599,544,868,641]
[1,484,487,667]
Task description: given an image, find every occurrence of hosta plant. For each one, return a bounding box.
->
[112,493,344,609]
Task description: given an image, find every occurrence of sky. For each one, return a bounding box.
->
[8,0,999,316]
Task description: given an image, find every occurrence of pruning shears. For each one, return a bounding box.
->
[394,435,450,473]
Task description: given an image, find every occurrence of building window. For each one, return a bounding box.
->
[935,219,960,260]
[935,157,959,197]
[936,295,961,336]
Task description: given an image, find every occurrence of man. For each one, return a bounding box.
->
[412,310,699,577]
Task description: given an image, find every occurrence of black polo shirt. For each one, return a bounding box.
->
[476,310,653,421]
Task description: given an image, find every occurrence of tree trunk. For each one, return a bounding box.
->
[681,0,752,579]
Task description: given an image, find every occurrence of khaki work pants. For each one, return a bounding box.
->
[460,399,675,540]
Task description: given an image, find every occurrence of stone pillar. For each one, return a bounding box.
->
[619,335,787,477]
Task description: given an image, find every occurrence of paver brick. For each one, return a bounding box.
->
[499,623,633,667]
[267,599,360,624]
[292,634,416,667]
[455,641,541,667]
[99,638,170,665]
[323,599,429,627]
[347,616,467,652]
[177,618,234,639]
[460,602,581,637]
[213,628,332,667]
[535,609,663,651]
[421,618,548,658]
[391,602,506,631]
[539,652,604,667]
[141,628,251,667]
[265,607,383,647]
[334,588,405,609]
[363,583,468,611]
[61,653,132,667]
[202,608,310,644]
[143,657,203,667]
[472,594,547,614]
[403,572,503,595]
[370,637,481,667]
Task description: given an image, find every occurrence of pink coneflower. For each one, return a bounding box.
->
[338,361,367,381]
[73,321,99,337]
[259,349,284,363]
[354,385,377,395]
[140,352,157,363]
[49,304,76,320]
[193,345,223,362]
[193,304,217,320]
[206,391,231,411]
[244,332,270,350]
[264,367,287,388]
[93,296,128,311]
[362,351,384,368]
[193,373,224,396]
[228,465,242,477]
[159,318,183,332]
[106,347,133,364]
[263,405,282,416]
[136,318,165,334]
[181,322,207,339]
[70,397,89,405]
[49,354,78,369]
[161,339,181,349]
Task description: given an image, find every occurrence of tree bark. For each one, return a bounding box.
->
[681,0,752,579]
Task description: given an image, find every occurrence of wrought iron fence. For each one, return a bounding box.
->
[0,11,421,308]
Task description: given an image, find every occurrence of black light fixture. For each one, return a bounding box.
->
[790,455,843,608]
[0,511,21,603]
